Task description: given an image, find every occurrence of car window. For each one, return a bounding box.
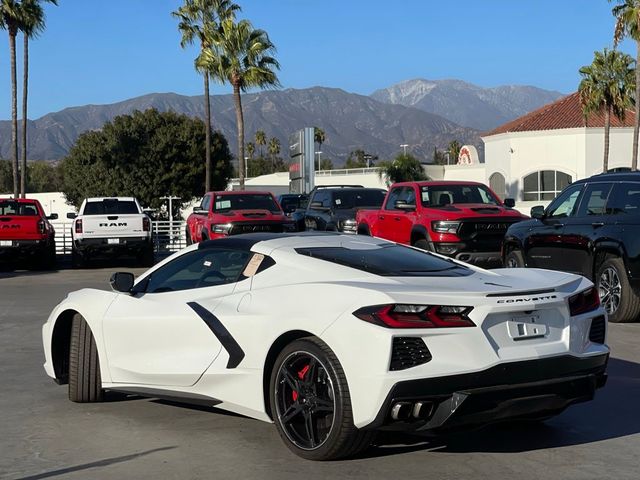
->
[607,182,640,215]
[0,201,39,216]
[83,200,139,215]
[420,185,500,207]
[310,190,330,209]
[332,190,386,209]
[546,184,583,219]
[145,248,251,293]
[201,194,211,211]
[384,187,404,211]
[576,183,613,216]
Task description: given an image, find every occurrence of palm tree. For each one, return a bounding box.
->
[377,153,428,186]
[246,141,255,159]
[579,48,635,173]
[198,18,280,189]
[1,0,21,197]
[18,0,57,198]
[447,140,462,164]
[612,0,640,170]
[255,129,266,158]
[173,0,240,192]
[268,136,280,171]
[314,127,325,170]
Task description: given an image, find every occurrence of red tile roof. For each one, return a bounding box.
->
[483,92,636,137]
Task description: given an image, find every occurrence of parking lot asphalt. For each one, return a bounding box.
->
[1,265,639,480]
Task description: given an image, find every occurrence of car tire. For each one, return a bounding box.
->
[357,224,370,236]
[269,337,374,460]
[505,249,525,268]
[68,313,104,403]
[42,242,57,270]
[185,230,193,246]
[597,257,640,323]
[412,238,431,251]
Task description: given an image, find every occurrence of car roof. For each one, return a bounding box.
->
[209,191,275,196]
[0,197,39,204]
[394,181,486,187]
[581,171,640,183]
[86,197,137,202]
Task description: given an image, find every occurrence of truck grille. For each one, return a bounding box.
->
[390,337,432,371]
[456,217,521,251]
[589,316,606,344]
[228,223,284,235]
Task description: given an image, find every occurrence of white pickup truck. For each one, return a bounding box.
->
[67,197,154,267]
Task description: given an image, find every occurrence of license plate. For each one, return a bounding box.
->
[107,238,120,245]
[507,315,547,340]
[0,240,12,247]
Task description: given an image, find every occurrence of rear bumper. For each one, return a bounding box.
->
[74,237,151,253]
[363,353,608,432]
[0,238,50,257]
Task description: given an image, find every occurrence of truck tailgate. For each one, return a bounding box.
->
[81,214,146,238]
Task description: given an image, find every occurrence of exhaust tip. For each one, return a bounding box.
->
[412,401,433,419]
[390,402,413,420]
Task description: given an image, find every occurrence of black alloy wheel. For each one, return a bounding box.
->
[274,351,336,451]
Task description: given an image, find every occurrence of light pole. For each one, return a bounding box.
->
[400,144,409,155]
[244,157,249,180]
[160,195,181,223]
[315,151,323,171]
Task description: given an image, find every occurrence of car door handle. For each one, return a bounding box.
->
[592,222,605,228]
[394,217,401,221]
[379,216,385,220]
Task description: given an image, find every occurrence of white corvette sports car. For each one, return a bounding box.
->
[43,233,609,460]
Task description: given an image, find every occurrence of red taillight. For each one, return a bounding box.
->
[353,304,475,328]
[37,219,45,234]
[569,287,600,316]
[143,217,150,232]
[75,219,83,234]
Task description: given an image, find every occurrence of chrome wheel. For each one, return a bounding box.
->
[274,351,336,451]
[599,266,622,315]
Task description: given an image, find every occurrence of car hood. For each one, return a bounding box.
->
[426,203,527,219]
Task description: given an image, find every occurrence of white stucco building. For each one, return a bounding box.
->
[481,92,635,203]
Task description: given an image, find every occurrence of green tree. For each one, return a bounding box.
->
[197,17,280,190]
[60,109,232,209]
[27,160,61,192]
[612,0,640,170]
[319,158,334,170]
[447,140,462,165]
[17,0,57,197]
[314,126,325,168]
[255,129,266,158]
[1,0,22,197]
[579,48,635,172]
[433,146,447,165]
[268,136,280,168]
[377,153,428,186]
[0,159,12,193]
[345,149,367,168]
[173,0,240,192]
[246,141,255,159]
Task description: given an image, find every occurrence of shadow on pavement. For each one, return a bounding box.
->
[365,356,640,458]
[16,446,177,480]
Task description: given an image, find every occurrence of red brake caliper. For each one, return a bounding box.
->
[292,364,310,402]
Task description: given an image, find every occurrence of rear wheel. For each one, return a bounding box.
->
[505,249,525,268]
[269,337,374,460]
[41,243,57,270]
[141,245,155,267]
[185,229,193,246]
[412,238,431,251]
[597,257,640,323]
[68,313,104,403]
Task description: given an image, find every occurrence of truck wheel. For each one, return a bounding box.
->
[597,257,640,323]
[270,337,374,460]
[185,230,193,246]
[505,249,525,268]
[41,242,57,270]
[141,246,155,267]
[412,238,431,251]
[69,313,104,403]
[357,224,370,236]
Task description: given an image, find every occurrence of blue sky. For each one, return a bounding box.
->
[0,0,636,119]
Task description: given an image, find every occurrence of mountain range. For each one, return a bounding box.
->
[0,80,565,164]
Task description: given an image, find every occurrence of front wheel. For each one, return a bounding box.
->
[597,257,640,323]
[505,249,525,268]
[269,337,373,460]
[412,238,431,251]
[68,313,104,402]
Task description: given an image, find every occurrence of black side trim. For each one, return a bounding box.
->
[108,387,221,407]
[187,302,245,369]
[486,288,556,297]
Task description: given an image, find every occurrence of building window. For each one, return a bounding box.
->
[489,172,507,200]
[522,171,572,201]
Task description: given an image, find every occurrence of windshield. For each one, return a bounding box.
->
[83,200,139,215]
[214,194,281,213]
[295,245,472,277]
[333,190,386,210]
[421,185,500,207]
[0,201,39,216]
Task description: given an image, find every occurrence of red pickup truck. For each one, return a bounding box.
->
[355,181,527,267]
[0,198,57,269]
[186,191,295,243]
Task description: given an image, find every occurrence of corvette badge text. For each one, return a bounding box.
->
[497,295,558,303]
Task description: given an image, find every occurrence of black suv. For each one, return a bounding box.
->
[503,172,640,323]
[304,185,387,233]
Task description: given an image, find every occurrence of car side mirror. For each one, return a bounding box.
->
[504,198,515,208]
[395,200,416,210]
[110,272,135,293]
[66,212,77,219]
[283,205,296,214]
[193,207,208,215]
[47,213,58,220]
[530,205,545,219]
